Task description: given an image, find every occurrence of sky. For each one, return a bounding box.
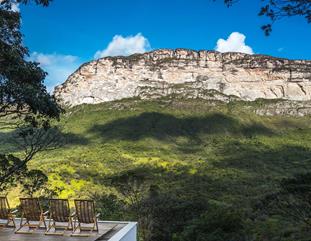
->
[16,0,311,91]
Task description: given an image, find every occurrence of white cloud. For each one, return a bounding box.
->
[94,33,151,59]
[29,52,82,92]
[28,33,150,92]
[215,32,254,54]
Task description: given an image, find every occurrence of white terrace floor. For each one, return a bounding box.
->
[0,221,137,241]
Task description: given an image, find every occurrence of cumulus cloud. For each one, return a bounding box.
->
[94,33,151,59]
[29,52,82,92]
[215,32,254,54]
[28,33,150,92]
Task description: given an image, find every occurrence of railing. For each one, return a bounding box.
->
[104,221,137,241]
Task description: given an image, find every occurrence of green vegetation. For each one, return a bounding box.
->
[2,98,311,240]
[0,0,61,194]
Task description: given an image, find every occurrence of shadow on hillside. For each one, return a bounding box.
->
[93,142,311,208]
[0,129,89,153]
[89,112,274,141]
[88,142,311,240]
[213,141,311,176]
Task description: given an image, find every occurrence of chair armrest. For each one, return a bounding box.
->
[43,211,49,216]
[10,209,18,214]
[96,213,100,218]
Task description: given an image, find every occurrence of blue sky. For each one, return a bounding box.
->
[18,0,311,91]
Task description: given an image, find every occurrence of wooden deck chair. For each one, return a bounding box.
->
[71,199,100,237]
[45,198,74,236]
[15,198,47,234]
[0,195,17,228]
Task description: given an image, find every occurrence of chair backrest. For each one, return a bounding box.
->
[49,199,70,222]
[74,200,96,224]
[20,198,42,221]
[0,196,9,219]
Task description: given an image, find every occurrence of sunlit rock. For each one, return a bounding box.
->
[54,49,311,106]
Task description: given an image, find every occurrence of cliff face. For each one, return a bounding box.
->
[54,49,311,106]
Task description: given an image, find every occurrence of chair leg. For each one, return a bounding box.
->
[60,219,74,234]
[94,218,99,232]
[41,215,47,230]
[15,217,23,233]
[71,218,99,237]
[67,218,74,231]
[11,215,16,228]
[45,218,53,234]
[45,220,69,236]
[15,216,30,234]
[16,214,46,234]
[72,219,79,234]
[92,222,96,233]
[6,214,16,228]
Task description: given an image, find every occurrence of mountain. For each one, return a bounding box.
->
[54,49,311,107]
[4,50,311,240]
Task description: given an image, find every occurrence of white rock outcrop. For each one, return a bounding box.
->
[54,49,311,106]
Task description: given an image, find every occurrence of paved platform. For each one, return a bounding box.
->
[0,221,126,241]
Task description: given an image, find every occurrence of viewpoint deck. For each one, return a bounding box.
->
[0,221,127,241]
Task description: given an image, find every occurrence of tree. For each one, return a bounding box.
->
[257,173,311,227]
[177,206,245,241]
[220,0,311,35]
[107,167,152,215]
[19,169,48,197]
[0,0,62,192]
[0,0,59,118]
[0,116,64,191]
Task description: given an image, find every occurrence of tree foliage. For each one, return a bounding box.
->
[0,0,59,118]
[19,169,48,197]
[0,0,62,193]
[177,207,245,241]
[0,116,63,191]
[221,0,311,35]
[257,172,311,227]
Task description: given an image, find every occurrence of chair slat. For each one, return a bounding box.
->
[49,199,70,222]
[0,196,9,219]
[15,197,46,234]
[20,198,42,221]
[74,200,96,224]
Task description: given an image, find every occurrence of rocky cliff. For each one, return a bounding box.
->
[54,49,311,107]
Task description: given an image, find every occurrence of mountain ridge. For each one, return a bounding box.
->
[54,48,311,107]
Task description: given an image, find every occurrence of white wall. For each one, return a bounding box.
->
[108,222,137,241]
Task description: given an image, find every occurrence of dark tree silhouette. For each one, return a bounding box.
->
[0,116,63,191]
[221,0,311,35]
[0,0,62,192]
[0,0,59,118]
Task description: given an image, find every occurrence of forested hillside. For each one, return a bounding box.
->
[2,98,311,240]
